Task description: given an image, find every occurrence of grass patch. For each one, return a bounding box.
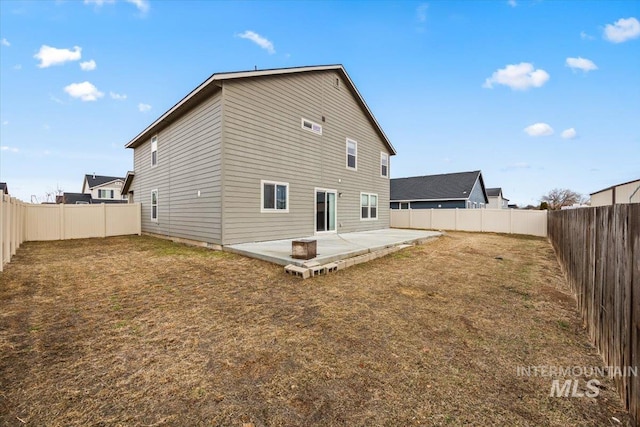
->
[0,233,631,426]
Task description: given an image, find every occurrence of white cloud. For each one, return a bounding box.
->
[64,81,104,101]
[561,128,577,139]
[604,17,640,43]
[237,30,275,54]
[524,122,554,137]
[80,59,97,71]
[138,103,151,112]
[483,62,549,90]
[416,3,428,22]
[1,146,19,153]
[580,31,595,40]
[34,45,82,68]
[125,0,149,13]
[110,91,127,100]
[1,38,10,47]
[507,0,517,7]
[566,57,598,72]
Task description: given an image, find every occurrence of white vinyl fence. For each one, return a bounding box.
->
[391,208,547,237]
[1,194,141,272]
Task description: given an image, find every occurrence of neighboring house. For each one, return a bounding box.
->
[486,187,509,209]
[0,182,8,195]
[590,178,640,206]
[57,174,128,204]
[390,170,488,209]
[82,174,128,203]
[56,193,92,204]
[124,64,396,246]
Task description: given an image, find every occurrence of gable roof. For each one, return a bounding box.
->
[486,187,502,197]
[84,174,125,190]
[0,182,7,195]
[590,178,640,195]
[124,64,396,155]
[391,170,486,201]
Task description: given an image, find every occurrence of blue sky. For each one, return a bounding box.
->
[1,0,638,205]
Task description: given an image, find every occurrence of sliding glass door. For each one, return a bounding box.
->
[316,189,336,233]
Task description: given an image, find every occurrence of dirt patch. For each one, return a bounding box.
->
[0,232,633,426]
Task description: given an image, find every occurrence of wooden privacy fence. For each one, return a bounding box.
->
[548,204,639,426]
[1,195,141,272]
[390,208,547,237]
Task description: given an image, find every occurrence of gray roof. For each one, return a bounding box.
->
[84,174,124,189]
[58,193,92,204]
[124,64,396,156]
[486,187,502,197]
[391,170,485,201]
[0,182,7,195]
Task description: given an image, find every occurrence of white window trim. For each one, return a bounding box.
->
[301,118,322,135]
[360,192,378,221]
[380,152,389,178]
[151,135,158,167]
[346,138,357,171]
[260,180,289,213]
[314,187,338,234]
[150,189,158,222]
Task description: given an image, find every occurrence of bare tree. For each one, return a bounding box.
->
[540,188,585,210]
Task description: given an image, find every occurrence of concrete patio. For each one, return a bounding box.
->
[225,228,441,267]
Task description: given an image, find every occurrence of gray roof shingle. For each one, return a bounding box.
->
[84,174,124,189]
[391,170,483,201]
[486,187,502,197]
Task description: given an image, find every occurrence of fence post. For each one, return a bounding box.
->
[509,208,513,234]
[10,197,16,256]
[4,195,10,265]
[481,208,485,232]
[0,194,4,272]
[455,208,459,231]
[137,203,142,235]
[409,206,413,229]
[59,203,65,240]
[101,203,107,238]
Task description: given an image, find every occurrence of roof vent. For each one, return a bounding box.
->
[92,172,96,179]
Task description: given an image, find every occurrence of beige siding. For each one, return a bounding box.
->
[591,180,640,206]
[221,71,391,245]
[133,91,223,244]
[591,190,613,207]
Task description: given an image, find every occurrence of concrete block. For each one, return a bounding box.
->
[325,262,338,273]
[345,258,355,268]
[303,260,320,268]
[284,264,311,279]
[336,260,347,270]
[310,265,327,276]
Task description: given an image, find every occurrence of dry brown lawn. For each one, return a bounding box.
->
[0,232,633,426]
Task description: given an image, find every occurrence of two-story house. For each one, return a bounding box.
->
[486,187,509,209]
[124,65,396,246]
[58,174,128,204]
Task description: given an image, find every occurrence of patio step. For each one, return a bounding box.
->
[284,244,415,279]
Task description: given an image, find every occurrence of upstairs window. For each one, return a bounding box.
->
[301,118,322,135]
[98,189,114,199]
[381,153,389,177]
[261,180,289,212]
[151,189,158,222]
[361,193,378,220]
[346,139,357,170]
[151,135,158,166]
